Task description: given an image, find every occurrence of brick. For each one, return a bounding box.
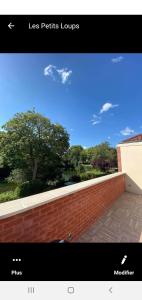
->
[0,175,125,242]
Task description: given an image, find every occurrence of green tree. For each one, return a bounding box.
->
[91,142,117,171]
[80,149,89,164]
[0,110,69,181]
[67,145,84,168]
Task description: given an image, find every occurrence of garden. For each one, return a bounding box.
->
[0,110,117,204]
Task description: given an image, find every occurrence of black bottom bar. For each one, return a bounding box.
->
[0,243,141,280]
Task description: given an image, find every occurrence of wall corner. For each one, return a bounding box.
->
[117,146,122,172]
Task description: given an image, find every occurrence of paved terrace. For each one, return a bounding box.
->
[78,192,142,243]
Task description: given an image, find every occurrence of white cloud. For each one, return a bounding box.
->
[111,56,124,63]
[44,64,56,79]
[44,64,72,84]
[120,127,135,136]
[57,68,72,84]
[91,102,119,126]
[107,136,111,140]
[100,102,119,114]
[91,114,101,125]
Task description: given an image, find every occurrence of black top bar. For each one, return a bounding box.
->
[0,15,142,52]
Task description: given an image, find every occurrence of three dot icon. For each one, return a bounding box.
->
[12,258,21,262]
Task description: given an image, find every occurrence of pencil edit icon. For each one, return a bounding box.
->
[121,255,127,265]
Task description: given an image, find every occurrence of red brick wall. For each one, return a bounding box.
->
[0,174,125,243]
[117,147,122,172]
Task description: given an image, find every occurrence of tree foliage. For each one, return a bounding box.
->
[89,142,117,171]
[0,110,118,202]
[64,142,117,174]
[65,145,84,168]
[0,110,69,181]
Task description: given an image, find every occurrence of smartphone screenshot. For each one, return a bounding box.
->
[0,15,141,299]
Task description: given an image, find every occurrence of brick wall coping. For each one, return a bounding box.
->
[117,142,142,147]
[0,172,124,220]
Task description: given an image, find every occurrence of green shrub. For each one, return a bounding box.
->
[70,174,81,182]
[75,165,85,173]
[80,171,96,181]
[81,164,93,172]
[46,179,59,187]
[80,170,105,182]
[15,180,45,198]
[0,190,19,203]
[45,179,65,190]
[7,168,27,185]
[0,181,16,193]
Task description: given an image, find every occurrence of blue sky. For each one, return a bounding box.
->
[0,53,142,148]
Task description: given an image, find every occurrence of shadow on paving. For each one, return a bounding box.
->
[77,192,142,243]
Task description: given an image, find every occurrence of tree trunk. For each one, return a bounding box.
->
[32,158,38,181]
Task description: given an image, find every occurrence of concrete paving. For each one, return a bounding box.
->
[78,192,142,242]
